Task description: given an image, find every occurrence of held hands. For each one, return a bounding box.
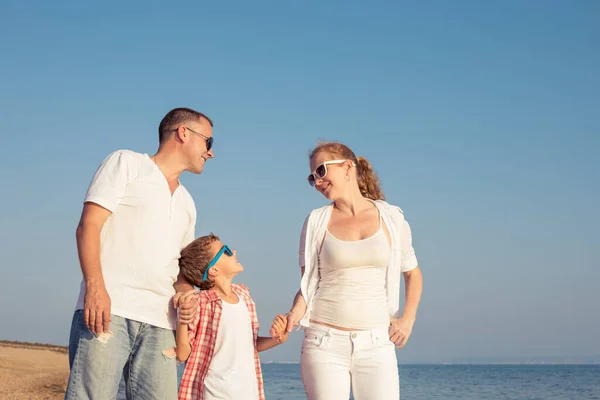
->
[284,310,301,333]
[173,290,199,325]
[269,314,294,343]
[84,283,112,335]
[389,317,415,348]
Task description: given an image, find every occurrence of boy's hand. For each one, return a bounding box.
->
[173,290,198,325]
[270,314,290,343]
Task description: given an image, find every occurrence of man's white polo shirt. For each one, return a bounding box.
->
[75,150,196,330]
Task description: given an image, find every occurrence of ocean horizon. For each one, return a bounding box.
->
[178,363,600,399]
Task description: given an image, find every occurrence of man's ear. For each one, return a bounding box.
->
[175,126,188,143]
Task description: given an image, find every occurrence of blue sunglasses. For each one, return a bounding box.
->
[202,245,233,281]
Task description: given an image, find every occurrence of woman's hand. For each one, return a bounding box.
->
[389,317,415,348]
[271,310,299,339]
[269,314,290,344]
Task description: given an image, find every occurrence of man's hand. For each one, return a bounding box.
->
[84,283,111,335]
[389,317,415,348]
[269,314,291,343]
[174,290,198,325]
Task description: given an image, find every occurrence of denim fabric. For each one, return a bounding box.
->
[65,310,177,400]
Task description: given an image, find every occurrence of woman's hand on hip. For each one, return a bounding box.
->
[389,317,415,348]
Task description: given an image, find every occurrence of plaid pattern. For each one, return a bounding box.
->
[178,284,265,400]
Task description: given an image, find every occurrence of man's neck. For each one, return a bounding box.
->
[150,150,186,190]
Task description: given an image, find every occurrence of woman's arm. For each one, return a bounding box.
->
[389,267,423,348]
[402,266,423,321]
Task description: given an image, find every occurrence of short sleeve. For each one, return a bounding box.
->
[84,151,131,212]
[400,218,419,272]
[298,215,309,267]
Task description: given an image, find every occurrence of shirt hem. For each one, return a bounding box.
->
[74,306,175,330]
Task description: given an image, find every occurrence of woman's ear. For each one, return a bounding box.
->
[345,160,354,171]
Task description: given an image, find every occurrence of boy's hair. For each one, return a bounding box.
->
[178,233,220,290]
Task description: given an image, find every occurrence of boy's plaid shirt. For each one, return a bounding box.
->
[178,284,265,400]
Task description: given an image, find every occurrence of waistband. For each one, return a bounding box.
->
[306,322,390,338]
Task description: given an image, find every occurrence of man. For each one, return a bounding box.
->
[65,108,215,400]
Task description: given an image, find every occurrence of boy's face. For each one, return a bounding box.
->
[207,240,243,279]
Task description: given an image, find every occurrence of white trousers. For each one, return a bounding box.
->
[300,324,400,400]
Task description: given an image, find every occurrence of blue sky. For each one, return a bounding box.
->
[0,1,598,363]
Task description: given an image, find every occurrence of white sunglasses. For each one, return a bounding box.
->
[307,159,355,186]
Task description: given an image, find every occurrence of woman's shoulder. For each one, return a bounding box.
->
[373,200,408,225]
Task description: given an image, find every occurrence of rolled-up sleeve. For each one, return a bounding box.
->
[400,219,419,272]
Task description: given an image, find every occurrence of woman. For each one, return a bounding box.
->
[271,141,423,400]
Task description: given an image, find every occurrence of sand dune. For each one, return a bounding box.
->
[0,341,69,400]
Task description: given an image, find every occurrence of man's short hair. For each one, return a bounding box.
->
[158,107,213,144]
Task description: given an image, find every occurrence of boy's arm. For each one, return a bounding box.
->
[173,275,198,325]
[173,219,197,324]
[175,291,200,362]
[257,314,289,352]
[176,321,192,362]
[256,336,283,352]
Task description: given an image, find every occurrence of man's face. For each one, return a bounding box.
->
[183,118,214,174]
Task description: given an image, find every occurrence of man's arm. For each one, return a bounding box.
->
[76,202,112,335]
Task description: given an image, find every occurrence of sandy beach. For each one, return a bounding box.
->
[0,341,69,400]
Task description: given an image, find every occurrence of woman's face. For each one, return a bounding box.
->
[309,152,350,201]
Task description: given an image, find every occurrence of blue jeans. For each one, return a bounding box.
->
[65,310,177,400]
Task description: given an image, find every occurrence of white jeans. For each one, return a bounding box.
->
[300,324,400,400]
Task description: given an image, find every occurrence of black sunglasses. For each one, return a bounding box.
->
[179,126,213,151]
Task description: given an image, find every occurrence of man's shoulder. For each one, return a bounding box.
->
[106,149,147,163]
[177,184,195,202]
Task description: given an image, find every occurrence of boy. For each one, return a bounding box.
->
[176,234,290,400]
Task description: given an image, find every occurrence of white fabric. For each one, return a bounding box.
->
[311,227,390,329]
[300,324,399,400]
[75,150,196,330]
[204,299,259,400]
[298,200,418,327]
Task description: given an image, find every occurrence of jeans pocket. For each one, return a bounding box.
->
[303,330,330,350]
[372,332,395,348]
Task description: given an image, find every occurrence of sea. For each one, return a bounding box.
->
[177,363,600,399]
